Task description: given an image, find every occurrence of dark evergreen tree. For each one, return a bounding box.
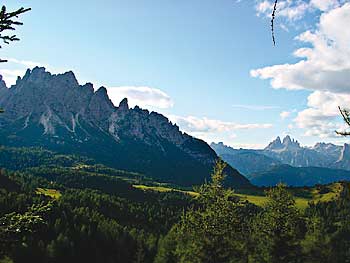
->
[165,160,256,263]
[250,184,304,263]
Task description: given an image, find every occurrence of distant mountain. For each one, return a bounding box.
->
[0,67,249,187]
[212,136,350,173]
[248,165,350,187]
[262,135,336,168]
[212,137,350,187]
[312,142,341,160]
[332,143,350,170]
[212,143,281,175]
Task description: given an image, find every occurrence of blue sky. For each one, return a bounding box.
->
[1,0,350,148]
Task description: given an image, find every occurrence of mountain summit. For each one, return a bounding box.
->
[0,68,249,187]
[265,135,300,151]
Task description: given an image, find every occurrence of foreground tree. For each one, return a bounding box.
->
[156,160,257,263]
[0,5,30,63]
[0,202,52,258]
[250,184,304,263]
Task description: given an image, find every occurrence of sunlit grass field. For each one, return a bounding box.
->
[133,184,199,197]
[36,188,62,199]
[133,182,343,210]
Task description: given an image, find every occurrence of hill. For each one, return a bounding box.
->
[249,164,350,187]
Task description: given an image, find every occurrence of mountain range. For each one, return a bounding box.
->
[0,67,249,187]
[248,165,350,187]
[211,136,350,186]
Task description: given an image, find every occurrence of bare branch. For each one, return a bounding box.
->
[271,0,278,46]
[336,106,350,136]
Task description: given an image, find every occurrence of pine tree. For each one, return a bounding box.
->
[172,159,251,263]
[250,184,304,263]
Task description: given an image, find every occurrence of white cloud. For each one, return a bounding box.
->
[255,0,349,31]
[252,3,350,94]
[280,111,291,119]
[252,3,350,139]
[256,0,310,21]
[294,91,350,138]
[6,58,44,68]
[0,57,95,88]
[310,0,340,11]
[106,86,174,109]
[169,115,272,133]
[168,115,272,149]
[0,58,45,86]
[0,69,26,86]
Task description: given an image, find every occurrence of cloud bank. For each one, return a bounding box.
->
[169,115,272,133]
[106,86,174,109]
[255,0,345,21]
[168,114,273,148]
[252,2,350,138]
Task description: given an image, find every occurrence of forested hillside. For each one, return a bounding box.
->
[1,152,350,262]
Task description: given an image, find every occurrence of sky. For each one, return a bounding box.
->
[1,0,350,149]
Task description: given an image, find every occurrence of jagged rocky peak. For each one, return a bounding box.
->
[87,86,115,121]
[81,82,94,93]
[13,67,81,94]
[314,142,327,148]
[95,86,108,97]
[22,67,51,83]
[282,135,300,148]
[265,135,300,151]
[338,143,350,161]
[313,142,337,151]
[210,142,238,156]
[265,136,283,150]
[93,86,115,108]
[0,75,7,89]
[118,98,129,111]
[211,142,231,149]
[54,70,79,87]
[283,135,292,144]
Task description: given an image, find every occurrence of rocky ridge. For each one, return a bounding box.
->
[0,67,249,187]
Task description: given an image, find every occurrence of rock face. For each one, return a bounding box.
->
[333,144,350,170]
[0,75,8,98]
[0,67,249,187]
[338,144,350,162]
[263,136,330,167]
[265,136,283,151]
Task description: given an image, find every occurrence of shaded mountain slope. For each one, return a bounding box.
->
[0,68,249,187]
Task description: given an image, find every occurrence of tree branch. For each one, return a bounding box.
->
[271,0,278,46]
[336,106,350,136]
[0,5,31,63]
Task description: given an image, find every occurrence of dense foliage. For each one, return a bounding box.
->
[0,148,350,262]
[0,168,193,263]
[156,161,350,263]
